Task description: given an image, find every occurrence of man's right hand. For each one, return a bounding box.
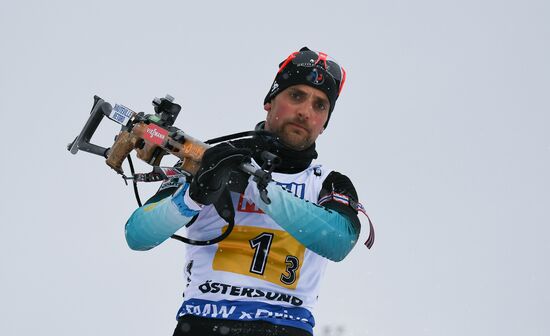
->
[189,143,251,205]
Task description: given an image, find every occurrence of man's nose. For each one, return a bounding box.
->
[297,101,313,119]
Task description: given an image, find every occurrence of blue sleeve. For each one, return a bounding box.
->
[244,182,359,262]
[125,183,199,251]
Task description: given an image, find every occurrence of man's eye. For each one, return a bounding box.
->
[316,102,327,111]
[290,92,303,100]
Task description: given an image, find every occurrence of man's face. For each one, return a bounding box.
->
[264,84,330,150]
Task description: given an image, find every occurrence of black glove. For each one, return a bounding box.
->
[189,143,251,205]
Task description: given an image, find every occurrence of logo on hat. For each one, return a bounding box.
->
[306,68,324,85]
[270,81,280,93]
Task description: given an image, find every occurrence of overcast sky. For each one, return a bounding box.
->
[1,1,549,335]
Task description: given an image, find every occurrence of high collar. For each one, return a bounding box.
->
[233,121,318,174]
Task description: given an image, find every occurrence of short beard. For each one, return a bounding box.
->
[275,123,314,151]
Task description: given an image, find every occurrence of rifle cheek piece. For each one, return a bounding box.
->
[106,130,139,174]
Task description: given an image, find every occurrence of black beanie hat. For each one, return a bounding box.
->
[263,47,345,128]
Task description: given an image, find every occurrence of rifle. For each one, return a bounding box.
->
[67,95,279,245]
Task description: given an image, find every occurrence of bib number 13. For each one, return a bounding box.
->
[212,225,305,288]
[249,233,299,285]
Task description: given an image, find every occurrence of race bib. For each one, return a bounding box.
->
[213,225,305,289]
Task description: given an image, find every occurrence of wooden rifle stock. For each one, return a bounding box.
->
[106,122,209,176]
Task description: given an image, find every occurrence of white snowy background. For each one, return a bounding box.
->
[1,1,549,335]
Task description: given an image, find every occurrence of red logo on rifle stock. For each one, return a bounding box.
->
[145,124,169,145]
